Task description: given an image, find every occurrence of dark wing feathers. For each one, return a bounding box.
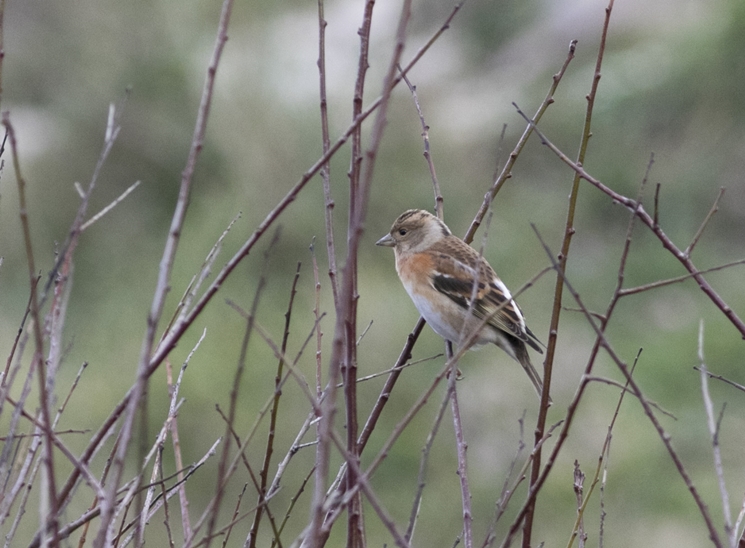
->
[428,238,543,353]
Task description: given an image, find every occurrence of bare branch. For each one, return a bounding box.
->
[685,187,725,258]
[524,4,614,545]
[513,105,745,338]
[464,38,577,244]
[80,180,141,232]
[698,321,734,547]
[399,67,443,220]
[2,114,59,543]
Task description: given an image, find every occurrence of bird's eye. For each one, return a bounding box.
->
[398,228,408,236]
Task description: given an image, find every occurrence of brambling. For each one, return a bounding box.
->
[376,209,545,398]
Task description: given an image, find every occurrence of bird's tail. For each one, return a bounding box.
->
[515,343,550,403]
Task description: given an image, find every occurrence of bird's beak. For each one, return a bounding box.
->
[376,234,395,247]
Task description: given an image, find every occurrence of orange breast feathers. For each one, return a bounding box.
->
[395,252,436,294]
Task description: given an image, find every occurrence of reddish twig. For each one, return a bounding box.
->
[223,484,248,548]
[342,1,378,542]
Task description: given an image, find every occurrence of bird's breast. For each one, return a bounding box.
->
[395,252,472,343]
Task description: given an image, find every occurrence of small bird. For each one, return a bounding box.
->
[376,209,545,398]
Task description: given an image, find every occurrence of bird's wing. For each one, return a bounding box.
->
[428,237,543,353]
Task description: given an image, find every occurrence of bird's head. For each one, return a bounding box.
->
[376,209,451,254]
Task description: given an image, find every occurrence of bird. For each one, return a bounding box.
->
[376,209,546,398]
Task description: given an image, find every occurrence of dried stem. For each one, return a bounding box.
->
[166,358,193,541]
[80,180,141,232]
[618,259,745,297]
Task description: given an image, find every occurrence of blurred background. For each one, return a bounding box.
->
[1,0,744,545]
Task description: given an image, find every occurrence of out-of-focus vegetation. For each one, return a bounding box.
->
[1,0,744,546]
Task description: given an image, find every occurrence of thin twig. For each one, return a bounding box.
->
[223,483,247,548]
[464,38,577,244]
[499,228,723,548]
[573,461,586,548]
[399,67,443,220]
[450,379,473,548]
[1,287,32,393]
[316,0,339,306]
[685,187,725,258]
[95,2,235,546]
[167,359,193,541]
[653,182,661,227]
[208,227,279,543]
[80,180,141,231]
[514,104,745,338]
[482,413,526,547]
[523,5,614,545]
[169,330,207,541]
[567,349,642,548]
[693,366,745,394]
[698,321,734,547]
[350,354,443,385]
[618,259,745,297]
[0,0,5,111]
[2,114,59,544]
[405,374,452,542]
[247,263,302,548]
[310,240,324,398]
